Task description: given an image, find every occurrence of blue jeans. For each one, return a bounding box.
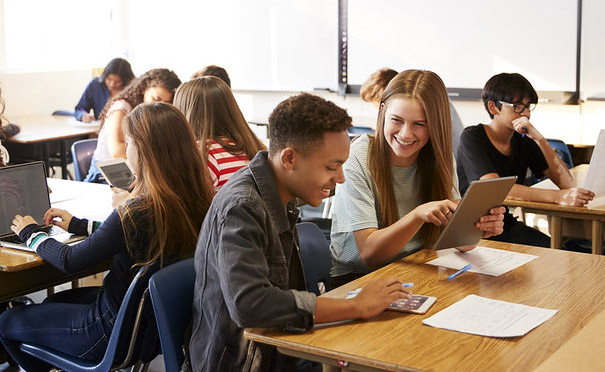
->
[83,157,108,184]
[0,289,116,371]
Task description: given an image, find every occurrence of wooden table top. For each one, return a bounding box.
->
[6,115,99,144]
[504,164,605,216]
[246,240,605,371]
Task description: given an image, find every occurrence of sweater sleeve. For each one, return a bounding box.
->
[22,211,126,274]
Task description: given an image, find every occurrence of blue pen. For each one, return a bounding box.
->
[521,126,527,138]
[448,264,472,281]
[348,282,414,296]
[402,282,414,288]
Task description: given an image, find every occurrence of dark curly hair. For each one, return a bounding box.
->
[268,93,352,156]
[98,68,182,128]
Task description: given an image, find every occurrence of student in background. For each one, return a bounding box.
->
[0,86,15,166]
[173,76,266,191]
[0,103,214,371]
[189,93,412,371]
[330,70,505,289]
[84,68,181,183]
[456,72,594,247]
[190,65,231,87]
[360,67,466,155]
[75,58,135,123]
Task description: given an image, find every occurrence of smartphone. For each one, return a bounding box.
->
[388,295,436,314]
[96,158,135,190]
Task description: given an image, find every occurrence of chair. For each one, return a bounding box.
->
[526,138,574,185]
[547,138,573,169]
[52,110,76,117]
[19,262,160,372]
[296,222,332,295]
[148,258,195,372]
[71,138,98,181]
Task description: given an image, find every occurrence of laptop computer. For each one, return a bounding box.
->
[432,176,517,251]
[0,161,84,252]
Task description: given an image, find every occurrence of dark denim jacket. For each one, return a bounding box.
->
[189,152,316,371]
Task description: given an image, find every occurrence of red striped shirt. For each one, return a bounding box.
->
[207,140,250,191]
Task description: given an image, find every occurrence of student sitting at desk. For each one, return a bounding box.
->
[75,58,135,123]
[456,73,595,247]
[190,64,231,87]
[173,76,266,191]
[84,68,181,183]
[329,70,505,289]
[189,93,412,371]
[0,103,214,371]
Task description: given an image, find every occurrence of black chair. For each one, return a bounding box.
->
[297,222,332,295]
[71,138,98,181]
[149,258,195,372]
[19,262,160,372]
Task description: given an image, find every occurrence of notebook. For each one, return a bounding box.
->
[0,162,84,252]
[432,176,517,251]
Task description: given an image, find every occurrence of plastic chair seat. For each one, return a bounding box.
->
[19,262,160,372]
[149,258,195,372]
[297,222,332,295]
[71,138,98,181]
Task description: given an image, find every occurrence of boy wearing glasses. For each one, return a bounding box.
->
[456,72,594,247]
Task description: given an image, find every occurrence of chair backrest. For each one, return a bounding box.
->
[547,138,573,168]
[296,222,332,295]
[20,262,160,371]
[71,138,98,181]
[149,258,196,372]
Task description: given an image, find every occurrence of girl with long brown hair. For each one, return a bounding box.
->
[84,68,181,183]
[329,69,505,288]
[0,102,214,370]
[173,76,266,191]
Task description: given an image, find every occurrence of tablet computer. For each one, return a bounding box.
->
[432,176,517,251]
[388,295,436,314]
[96,158,135,190]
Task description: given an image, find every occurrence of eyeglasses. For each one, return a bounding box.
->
[499,101,537,114]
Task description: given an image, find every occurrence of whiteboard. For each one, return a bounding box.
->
[348,0,578,92]
[125,0,337,91]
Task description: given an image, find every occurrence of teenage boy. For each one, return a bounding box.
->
[189,93,411,371]
[456,73,594,247]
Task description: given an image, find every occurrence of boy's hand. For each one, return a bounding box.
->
[352,277,412,319]
[557,188,595,207]
[512,117,544,142]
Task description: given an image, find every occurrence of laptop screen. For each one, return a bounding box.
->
[0,162,50,237]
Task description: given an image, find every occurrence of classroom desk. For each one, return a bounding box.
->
[5,115,99,179]
[0,178,112,302]
[245,240,605,371]
[504,164,605,254]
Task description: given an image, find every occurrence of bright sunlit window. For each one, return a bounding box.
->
[2,0,117,72]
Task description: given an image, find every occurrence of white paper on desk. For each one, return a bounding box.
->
[67,117,101,128]
[427,246,537,276]
[584,129,605,197]
[423,294,557,337]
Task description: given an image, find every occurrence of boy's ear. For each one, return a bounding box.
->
[280,147,296,170]
[487,100,499,116]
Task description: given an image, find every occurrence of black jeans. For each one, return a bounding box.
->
[488,219,550,248]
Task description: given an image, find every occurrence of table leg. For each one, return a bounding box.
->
[550,216,562,249]
[592,221,603,255]
[60,140,68,179]
[41,142,50,176]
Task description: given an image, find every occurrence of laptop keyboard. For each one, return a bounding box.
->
[3,225,67,244]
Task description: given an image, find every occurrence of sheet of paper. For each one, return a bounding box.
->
[584,129,605,197]
[427,246,537,276]
[423,294,557,337]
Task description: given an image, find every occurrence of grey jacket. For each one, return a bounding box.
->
[189,151,317,371]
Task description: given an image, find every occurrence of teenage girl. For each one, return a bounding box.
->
[0,102,214,371]
[329,69,505,288]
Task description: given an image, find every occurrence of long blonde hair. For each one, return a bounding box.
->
[120,102,214,266]
[173,76,265,164]
[369,69,454,245]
